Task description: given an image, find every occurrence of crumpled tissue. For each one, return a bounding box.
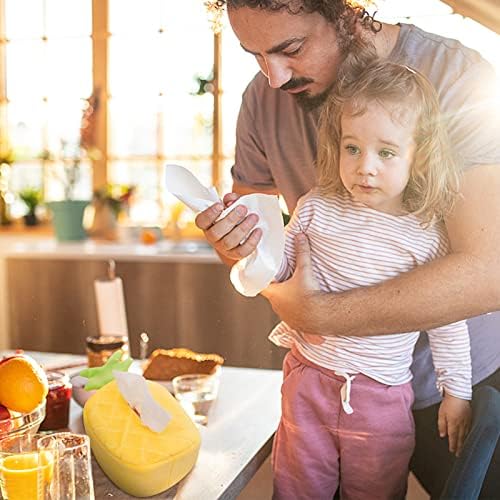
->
[165,164,285,297]
[114,371,171,433]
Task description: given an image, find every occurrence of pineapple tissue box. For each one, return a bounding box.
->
[83,371,201,497]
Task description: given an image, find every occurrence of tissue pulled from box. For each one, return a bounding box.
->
[114,371,171,433]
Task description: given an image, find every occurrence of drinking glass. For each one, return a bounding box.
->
[0,433,54,500]
[37,433,94,500]
[172,373,220,426]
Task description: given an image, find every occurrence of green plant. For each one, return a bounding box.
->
[19,187,42,214]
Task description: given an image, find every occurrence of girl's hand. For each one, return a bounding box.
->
[438,394,472,457]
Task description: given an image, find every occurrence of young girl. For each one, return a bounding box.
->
[267,60,472,500]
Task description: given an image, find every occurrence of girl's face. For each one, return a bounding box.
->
[339,101,417,215]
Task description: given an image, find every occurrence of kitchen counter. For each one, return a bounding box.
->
[0,235,219,263]
[0,235,284,371]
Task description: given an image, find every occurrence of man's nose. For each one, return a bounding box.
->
[264,58,292,89]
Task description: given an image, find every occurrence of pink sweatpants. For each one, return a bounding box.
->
[272,348,415,500]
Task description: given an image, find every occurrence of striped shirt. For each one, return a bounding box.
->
[270,189,472,400]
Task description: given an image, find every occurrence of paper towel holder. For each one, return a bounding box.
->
[108,259,116,280]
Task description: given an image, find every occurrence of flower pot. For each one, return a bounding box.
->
[48,200,89,241]
[23,212,39,226]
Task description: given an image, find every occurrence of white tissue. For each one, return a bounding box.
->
[165,164,285,297]
[114,371,171,433]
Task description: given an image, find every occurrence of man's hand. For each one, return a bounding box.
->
[438,394,472,457]
[262,233,323,336]
[195,193,262,265]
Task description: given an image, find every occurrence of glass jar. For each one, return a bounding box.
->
[39,372,72,431]
[85,335,130,368]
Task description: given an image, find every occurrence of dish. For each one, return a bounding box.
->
[0,402,46,439]
[70,375,96,408]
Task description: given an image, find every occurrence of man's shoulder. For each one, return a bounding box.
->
[396,23,484,64]
[393,23,487,86]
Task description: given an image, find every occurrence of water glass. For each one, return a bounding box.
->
[172,373,220,426]
[37,433,94,500]
[0,433,53,500]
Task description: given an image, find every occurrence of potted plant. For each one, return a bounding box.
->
[87,184,135,240]
[18,187,42,226]
[46,90,100,241]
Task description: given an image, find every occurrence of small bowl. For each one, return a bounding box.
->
[0,402,46,439]
[70,375,96,407]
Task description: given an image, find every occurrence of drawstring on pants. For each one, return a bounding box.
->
[335,371,356,414]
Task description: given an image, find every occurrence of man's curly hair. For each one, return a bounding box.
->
[206,1,380,50]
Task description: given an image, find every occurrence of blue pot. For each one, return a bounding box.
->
[48,200,89,241]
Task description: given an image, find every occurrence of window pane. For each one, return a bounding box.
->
[161,93,213,156]
[46,39,92,100]
[109,35,162,97]
[109,0,162,35]
[109,97,158,156]
[46,0,92,37]
[46,99,87,154]
[5,0,44,39]
[221,26,259,157]
[7,99,45,158]
[6,41,46,99]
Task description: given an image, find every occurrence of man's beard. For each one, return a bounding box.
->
[280,77,334,112]
[293,85,335,111]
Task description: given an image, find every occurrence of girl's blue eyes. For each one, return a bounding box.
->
[345,145,360,155]
[379,149,396,159]
[344,145,396,159]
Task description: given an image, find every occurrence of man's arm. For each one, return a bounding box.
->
[263,164,500,336]
[195,182,276,267]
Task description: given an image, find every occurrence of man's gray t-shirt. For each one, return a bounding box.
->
[231,23,500,409]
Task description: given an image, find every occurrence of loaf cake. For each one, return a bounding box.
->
[142,348,224,381]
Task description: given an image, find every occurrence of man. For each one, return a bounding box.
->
[196,1,500,496]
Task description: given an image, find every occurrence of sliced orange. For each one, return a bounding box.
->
[0,356,48,413]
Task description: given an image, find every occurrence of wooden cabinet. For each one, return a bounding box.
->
[6,258,285,370]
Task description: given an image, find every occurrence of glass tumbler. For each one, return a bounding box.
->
[0,433,54,500]
[172,373,220,426]
[37,433,94,500]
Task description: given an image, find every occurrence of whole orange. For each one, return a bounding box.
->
[0,356,49,413]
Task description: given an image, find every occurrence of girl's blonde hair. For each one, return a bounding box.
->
[317,59,460,225]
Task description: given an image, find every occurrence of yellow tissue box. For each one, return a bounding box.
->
[83,380,201,497]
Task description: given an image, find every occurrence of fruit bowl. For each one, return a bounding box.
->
[0,402,46,439]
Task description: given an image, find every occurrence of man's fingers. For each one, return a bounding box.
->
[295,233,312,269]
[227,227,262,259]
[195,202,224,231]
[204,205,248,244]
[223,192,240,207]
[219,213,259,251]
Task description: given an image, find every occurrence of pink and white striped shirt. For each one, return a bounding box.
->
[270,189,472,400]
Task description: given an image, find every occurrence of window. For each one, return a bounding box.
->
[0,0,498,227]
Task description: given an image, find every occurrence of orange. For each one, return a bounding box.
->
[0,356,48,413]
[141,230,157,245]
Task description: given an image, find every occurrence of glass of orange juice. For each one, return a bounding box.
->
[0,433,54,500]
